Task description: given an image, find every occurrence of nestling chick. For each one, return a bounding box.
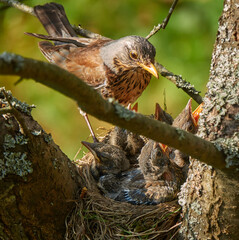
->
[82,141,130,180]
[103,126,145,163]
[171,99,203,168]
[91,139,183,205]
[115,140,183,205]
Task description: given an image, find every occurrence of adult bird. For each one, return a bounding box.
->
[26,3,159,141]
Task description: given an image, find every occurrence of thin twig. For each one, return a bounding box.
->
[0,87,30,135]
[0,0,34,15]
[0,0,105,39]
[14,76,24,85]
[73,25,107,39]
[0,106,13,114]
[156,62,203,104]
[146,0,179,39]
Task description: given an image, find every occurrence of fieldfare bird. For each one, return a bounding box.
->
[172,99,202,134]
[101,125,145,164]
[83,138,182,205]
[170,99,203,168]
[81,141,130,180]
[154,102,173,125]
[117,140,183,205]
[26,3,158,142]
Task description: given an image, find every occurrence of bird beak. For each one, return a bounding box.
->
[187,99,198,127]
[154,103,162,121]
[139,62,159,79]
[129,102,138,112]
[81,141,101,163]
[192,103,203,126]
[158,143,168,152]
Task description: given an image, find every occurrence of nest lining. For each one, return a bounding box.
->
[65,154,181,240]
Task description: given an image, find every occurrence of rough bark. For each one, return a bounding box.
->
[0,103,81,239]
[178,0,239,239]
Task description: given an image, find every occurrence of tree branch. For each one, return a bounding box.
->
[0,0,33,14]
[156,62,203,104]
[0,52,226,170]
[0,0,106,39]
[146,0,179,39]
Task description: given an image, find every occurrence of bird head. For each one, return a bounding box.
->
[139,140,171,181]
[100,35,158,78]
[192,102,203,127]
[81,141,130,179]
[173,99,203,133]
[154,102,173,124]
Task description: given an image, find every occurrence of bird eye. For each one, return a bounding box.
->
[188,125,194,132]
[130,51,138,59]
[157,150,162,158]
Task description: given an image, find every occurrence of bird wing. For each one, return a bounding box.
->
[38,39,111,88]
[25,32,88,47]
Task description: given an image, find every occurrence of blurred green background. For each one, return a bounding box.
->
[0,0,223,159]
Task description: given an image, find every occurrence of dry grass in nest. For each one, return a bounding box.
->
[65,153,181,240]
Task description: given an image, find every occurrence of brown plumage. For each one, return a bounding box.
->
[102,126,145,164]
[81,141,130,180]
[170,99,203,169]
[26,3,158,106]
[154,103,173,125]
[172,99,198,134]
[86,139,183,205]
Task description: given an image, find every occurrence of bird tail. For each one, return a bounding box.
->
[34,3,77,38]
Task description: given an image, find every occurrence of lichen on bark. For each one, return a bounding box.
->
[178,0,239,239]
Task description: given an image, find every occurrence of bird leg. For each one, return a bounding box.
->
[127,102,138,112]
[78,108,99,143]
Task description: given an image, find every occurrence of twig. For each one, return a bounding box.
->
[0,0,105,39]
[156,62,203,104]
[73,25,107,39]
[14,76,24,85]
[0,0,34,15]
[0,106,13,114]
[0,87,29,135]
[0,52,226,171]
[146,0,179,39]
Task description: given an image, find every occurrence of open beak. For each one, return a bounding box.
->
[186,99,198,128]
[192,103,203,126]
[139,62,159,79]
[158,143,168,152]
[130,102,138,112]
[81,141,101,163]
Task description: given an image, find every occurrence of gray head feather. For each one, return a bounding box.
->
[100,35,156,74]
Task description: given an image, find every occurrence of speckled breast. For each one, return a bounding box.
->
[102,68,152,106]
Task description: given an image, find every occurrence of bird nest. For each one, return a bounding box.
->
[65,153,181,240]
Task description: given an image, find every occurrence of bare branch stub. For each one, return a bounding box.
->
[0,0,105,39]
[0,87,33,135]
[156,62,203,104]
[146,0,179,39]
[73,25,108,39]
[0,0,34,15]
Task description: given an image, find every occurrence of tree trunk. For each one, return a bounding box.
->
[0,104,80,240]
[178,0,239,239]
